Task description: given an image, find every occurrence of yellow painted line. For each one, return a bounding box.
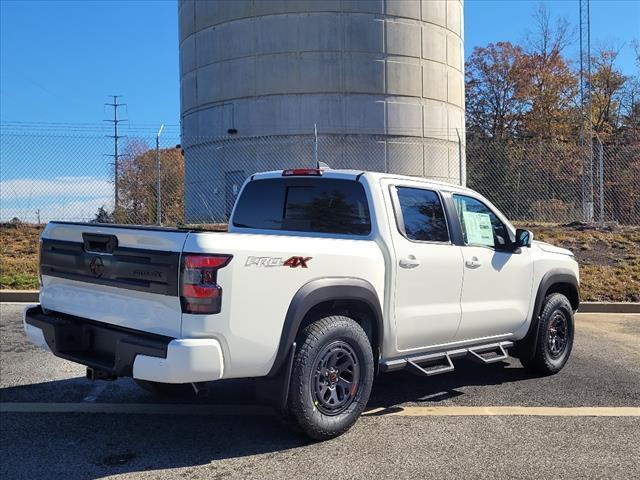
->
[1,403,639,417]
[363,406,640,417]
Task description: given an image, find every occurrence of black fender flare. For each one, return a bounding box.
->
[515,268,579,359]
[532,269,580,320]
[267,277,383,377]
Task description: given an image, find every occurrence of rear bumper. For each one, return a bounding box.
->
[23,306,224,383]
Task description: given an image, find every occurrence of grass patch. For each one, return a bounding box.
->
[519,222,640,302]
[0,223,42,290]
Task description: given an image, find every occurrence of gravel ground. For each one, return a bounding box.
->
[1,304,639,479]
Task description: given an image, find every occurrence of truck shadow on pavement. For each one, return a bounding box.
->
[1,359,540,478]
[367,358,539,412]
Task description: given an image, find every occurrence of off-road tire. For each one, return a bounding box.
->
[287,315,374,440]
[520,293,574,375]
[134,379,195,398]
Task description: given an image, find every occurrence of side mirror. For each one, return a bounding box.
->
[515,228,533,248]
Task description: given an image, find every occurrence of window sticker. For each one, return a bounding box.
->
[462,211,494,246]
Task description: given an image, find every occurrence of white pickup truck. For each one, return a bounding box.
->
[24,168,579,439]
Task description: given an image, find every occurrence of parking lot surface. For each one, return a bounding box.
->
[1,304,639,479]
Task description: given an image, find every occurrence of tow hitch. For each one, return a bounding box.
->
[86,367,117,381]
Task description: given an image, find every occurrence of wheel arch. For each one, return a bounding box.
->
[267,277,383,377]
[514,268,579,359]
[534,269,580,318]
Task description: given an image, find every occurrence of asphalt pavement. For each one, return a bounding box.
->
[1,304,639,479]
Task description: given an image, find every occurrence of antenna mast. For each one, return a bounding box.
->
[314,123,319,168]
[579,0,594,222]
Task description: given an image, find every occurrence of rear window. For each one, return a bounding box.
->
[232,178,371,236]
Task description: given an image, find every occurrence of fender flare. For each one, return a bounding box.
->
[516,268,579,359]
[532,269,580,320]
[267,277,383,377]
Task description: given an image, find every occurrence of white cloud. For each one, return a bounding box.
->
[0,176,112,200]
[1,196,113,223]
[0,176,114,222]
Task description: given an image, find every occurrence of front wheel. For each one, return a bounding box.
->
[287,315,374,440]
[519,293,574,375]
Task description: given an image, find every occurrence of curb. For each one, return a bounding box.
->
[1,291,638,313]
[0,290,39,303]
[579,302,640,314]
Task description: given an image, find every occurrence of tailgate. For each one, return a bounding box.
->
[39,222,189,337]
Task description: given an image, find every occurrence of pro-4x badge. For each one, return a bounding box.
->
[245,256,312,268]
[283,256,311,268]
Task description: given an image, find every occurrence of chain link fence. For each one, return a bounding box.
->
[1,131,638,226]
[467,138,640,225]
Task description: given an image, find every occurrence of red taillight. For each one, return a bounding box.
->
[184,255,231,269]
[282,168,323,176]
[182,284,222,298]
[181,254,232,314]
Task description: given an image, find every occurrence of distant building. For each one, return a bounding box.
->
[179,0,465,221]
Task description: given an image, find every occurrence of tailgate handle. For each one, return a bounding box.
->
[82,233,118,254]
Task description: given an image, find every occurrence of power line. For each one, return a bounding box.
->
[0,120,180,136]
[105,95,126,209]
[1,120,180,128]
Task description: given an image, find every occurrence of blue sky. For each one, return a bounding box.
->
[1,0,638,222]
[465,0,639,74]
[1,0,638,128]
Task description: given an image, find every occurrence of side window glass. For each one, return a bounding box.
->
[453,195,509,249]
[396,187,449,242]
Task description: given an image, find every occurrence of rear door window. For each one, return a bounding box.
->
[233,178,371,236]
[395,187,449,242]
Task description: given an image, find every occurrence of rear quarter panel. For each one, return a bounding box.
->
[181,232,385,378]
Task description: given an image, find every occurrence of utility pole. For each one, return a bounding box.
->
[105,96,126,210]
[456,129,464,186]
[595,132,604,222]
[36,209,41,225]
[156,124,164,226]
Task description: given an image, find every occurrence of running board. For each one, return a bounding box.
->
[380,341,513,376]
[406,353,455,377]
[467,343,509,364]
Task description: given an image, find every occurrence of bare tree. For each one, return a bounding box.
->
[519,3,578,139]
[526,3,574,57]
[590,46,628,138]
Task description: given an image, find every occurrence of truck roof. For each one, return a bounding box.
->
[251,168,476,194]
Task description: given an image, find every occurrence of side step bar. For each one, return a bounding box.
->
[467,343,510,364]
[380,341,513,377]
[406,353,455,377]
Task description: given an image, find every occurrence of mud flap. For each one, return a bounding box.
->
[255,342,297,414]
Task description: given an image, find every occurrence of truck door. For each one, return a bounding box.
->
[451,194,534,340]
[386,182,464,351]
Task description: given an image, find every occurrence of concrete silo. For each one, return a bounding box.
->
[179,0,465,221]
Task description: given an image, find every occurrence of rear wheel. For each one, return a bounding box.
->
[519,293,574,375]
[287,315,374,440]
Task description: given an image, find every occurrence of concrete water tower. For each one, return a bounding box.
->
[179,0,465,221]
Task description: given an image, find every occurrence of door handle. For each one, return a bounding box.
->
[399,256,421,269]
[465,256,482,268]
